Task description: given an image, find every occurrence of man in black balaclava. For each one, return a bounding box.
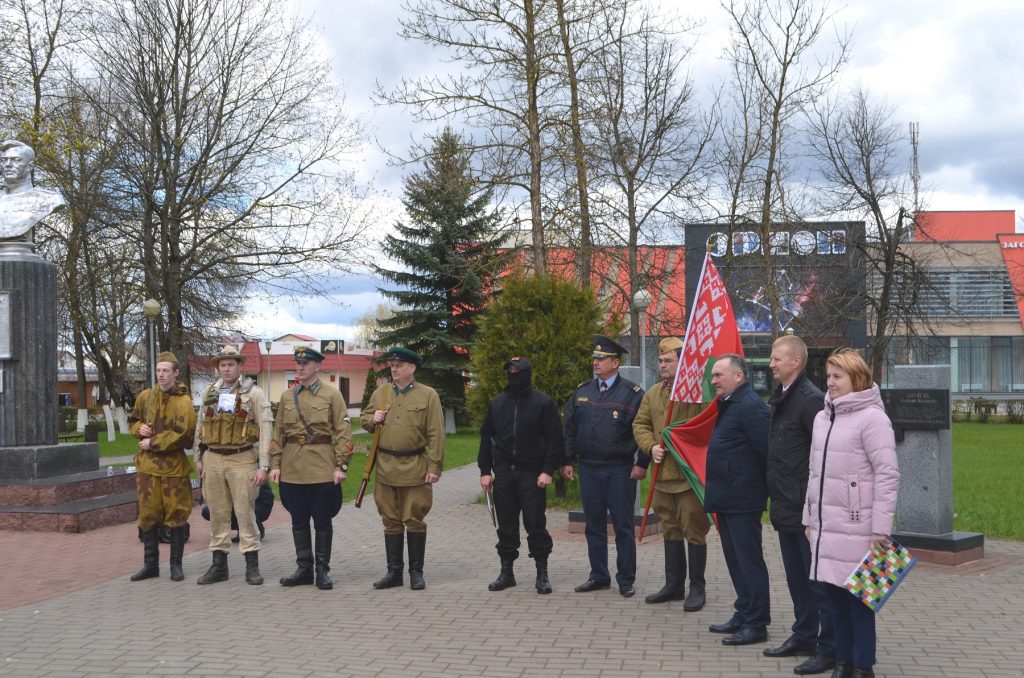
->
[478,356,565,593]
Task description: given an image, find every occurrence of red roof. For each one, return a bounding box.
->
[237,341,373,372]
[916,210,1016,242]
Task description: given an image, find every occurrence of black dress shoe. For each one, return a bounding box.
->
[708,619,743,634]
[574,578,611,593]
[619,584,636,597]
[828,661,852,678]
[763,637,815,658]
[794,655,837,675]
[850,668,874,678]
[722,627,768,646]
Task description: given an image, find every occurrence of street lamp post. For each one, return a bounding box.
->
[632,289,653,388]
[142,299,161,386]
[263,339,272,402]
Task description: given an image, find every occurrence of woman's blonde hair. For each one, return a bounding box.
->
[826,348,873,392]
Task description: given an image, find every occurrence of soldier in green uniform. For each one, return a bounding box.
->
[632,337,711,609]
[360,347,445,591]
[269,345,354,590]
[193,345,273,586]
[127,351,198,582]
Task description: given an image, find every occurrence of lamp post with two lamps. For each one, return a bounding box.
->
[632,288,653,388]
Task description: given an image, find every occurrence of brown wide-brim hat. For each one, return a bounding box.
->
[211,344,247,365]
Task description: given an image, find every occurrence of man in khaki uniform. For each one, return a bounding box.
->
[632,337,711,610]
[269,345,354,590]
[193,345,272,586]
[360,347,445,591]
[128,351,197,582]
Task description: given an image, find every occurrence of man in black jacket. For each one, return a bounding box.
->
[704,353,772,647]
[479,357,564,594]
[763,335,836,675]
[562,335,647,598]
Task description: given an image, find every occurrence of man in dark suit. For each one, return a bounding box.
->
[704,353,772,646]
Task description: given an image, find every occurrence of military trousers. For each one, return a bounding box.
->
[374,481,432,534]
[492,466,552,561]
[201,449,260,553]
[137,473,192,531]
[652,487,710,544]
[280,481,342,532]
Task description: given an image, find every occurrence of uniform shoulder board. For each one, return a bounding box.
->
[577,381,588,389]
[632,385,642,393]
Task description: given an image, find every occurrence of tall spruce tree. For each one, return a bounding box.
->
[375,128,507,420]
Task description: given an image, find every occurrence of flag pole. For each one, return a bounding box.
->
[639,245,714,543]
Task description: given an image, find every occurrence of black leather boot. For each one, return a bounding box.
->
[407,531,426,590]
[645,540,686,604]
[168,526,187,581]
[373,533,404,589]
[244,551,263,585]
[280,528,314,586]
[534,556,552,594]
[850,668,874,678]
[683,542,707,611]
[488,557,516,591]
[130,529,160,581]
[314,530,333,590]
[197,550,228,585]
[829,662,853,678]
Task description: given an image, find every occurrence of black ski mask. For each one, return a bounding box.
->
[504,356,533,397]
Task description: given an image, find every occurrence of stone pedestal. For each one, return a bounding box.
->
[890,365,984,564]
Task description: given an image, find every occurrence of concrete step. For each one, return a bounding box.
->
[0,489,139,533]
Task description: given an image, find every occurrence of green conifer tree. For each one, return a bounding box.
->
[374,128,507,420]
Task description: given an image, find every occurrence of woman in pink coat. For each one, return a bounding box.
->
[803,349,900,678]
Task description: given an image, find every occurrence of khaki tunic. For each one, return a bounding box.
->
[360,382,445,487]
[633,383,705,492]
[270,378,353,484]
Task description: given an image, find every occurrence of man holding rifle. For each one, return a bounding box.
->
[269,345,354,591]
[360,347,445,591]
[632,337,710,609]
[477,357,564,594]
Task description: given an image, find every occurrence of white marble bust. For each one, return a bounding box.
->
[0,140,65,243]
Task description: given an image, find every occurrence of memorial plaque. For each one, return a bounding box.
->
[0,290,10,359]
[881,388,950,437]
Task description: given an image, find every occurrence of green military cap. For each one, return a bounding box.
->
[293,345,325,363]
[385,346,421,366]
[156,351,179,366]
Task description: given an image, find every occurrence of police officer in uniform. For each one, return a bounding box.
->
[632,337,711,609]
[360,347,445,591]
[562,335,647,597]
[269,345,354,590]
[478,356,564,594]
[193,345,273,586]
[128,351,197,582]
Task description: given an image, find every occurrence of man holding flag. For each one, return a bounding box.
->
[632,337,710,610]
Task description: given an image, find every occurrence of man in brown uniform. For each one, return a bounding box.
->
[193,345,272,586]
[632,337,711,610]
[128,351,198,582]
[269,345,354,590]
[360,347,445,591]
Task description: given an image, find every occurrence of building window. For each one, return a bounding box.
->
[915,268,1017,318]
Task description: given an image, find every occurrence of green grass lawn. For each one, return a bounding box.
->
[98,433,142,457]
[952,423,1023,540]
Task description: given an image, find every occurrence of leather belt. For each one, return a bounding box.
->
[379,446,426,457]
[207,445,255,456]
[284,434,332,445]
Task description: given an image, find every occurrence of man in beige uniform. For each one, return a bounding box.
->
[632,337,711,610]
[193,345,272,586]
[360,347,445,591]
[269,345,354,590]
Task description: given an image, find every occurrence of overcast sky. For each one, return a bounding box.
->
[240,0,1024,344]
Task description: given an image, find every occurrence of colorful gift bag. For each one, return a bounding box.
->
[844,540,917,612]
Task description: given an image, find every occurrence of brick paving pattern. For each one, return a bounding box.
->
[1,463,1022,677]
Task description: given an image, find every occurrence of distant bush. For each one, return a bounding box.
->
[1005,400,1024,424]
[952,400,973,423]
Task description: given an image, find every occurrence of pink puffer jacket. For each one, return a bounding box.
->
[803,384,900,588]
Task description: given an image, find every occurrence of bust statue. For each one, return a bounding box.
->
[0,140,65,247]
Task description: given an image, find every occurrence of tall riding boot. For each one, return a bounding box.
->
[373,533,404,589]
[169,526,187,582]
[314,530,334,590]
[534,556,552,595]
[280,527,314,586]
[407,531,426,590]
[488,557,516,591]
[645,540,686,604]
[244,551,263,585]
[130,529,160,581]
[197,550,228,585]
[683,542,707,611]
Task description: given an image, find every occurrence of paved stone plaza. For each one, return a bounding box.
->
[1,463,1022,677]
